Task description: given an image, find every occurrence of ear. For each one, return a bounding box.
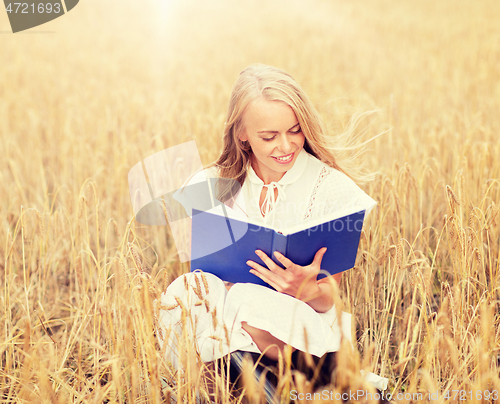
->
[238,129,248,142]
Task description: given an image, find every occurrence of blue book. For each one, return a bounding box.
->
[190,207,366,288]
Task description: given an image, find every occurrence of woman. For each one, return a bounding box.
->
[156,64,388,398]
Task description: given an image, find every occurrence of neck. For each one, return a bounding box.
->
[250,155,285,184]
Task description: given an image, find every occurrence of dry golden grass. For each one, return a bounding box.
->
[1,0,499,402]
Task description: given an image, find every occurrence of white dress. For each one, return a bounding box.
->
[156,149,388,391]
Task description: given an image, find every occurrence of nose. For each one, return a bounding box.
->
[278,134,293,154]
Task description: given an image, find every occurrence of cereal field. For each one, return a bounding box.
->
[0,0,499,402]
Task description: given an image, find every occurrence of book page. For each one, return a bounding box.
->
[281,205,366,236]
[202,204,266,228]
[198,203,366,236]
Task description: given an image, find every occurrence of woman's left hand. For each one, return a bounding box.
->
[247,248,327,302]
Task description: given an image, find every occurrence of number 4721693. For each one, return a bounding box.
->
[443,390,498,401]
[5,3,62,14]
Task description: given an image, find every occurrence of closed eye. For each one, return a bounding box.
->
[290,128,302,134]
[262,136,276,141]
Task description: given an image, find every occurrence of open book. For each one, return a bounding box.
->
[190,205,366,288]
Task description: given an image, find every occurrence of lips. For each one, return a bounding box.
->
[271,152,294,164]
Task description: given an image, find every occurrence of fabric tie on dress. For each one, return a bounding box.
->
[260,182,287,226]
[246,148,309,229]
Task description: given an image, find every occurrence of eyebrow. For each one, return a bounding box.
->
[257,122,300,134]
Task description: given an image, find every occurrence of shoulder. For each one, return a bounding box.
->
[172,166,220,216]
[188,166,220,183]
[306,155,377,216]
[305,153,364,194]
[303,153,351,189]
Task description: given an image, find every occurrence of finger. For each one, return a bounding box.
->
[273,251,295,270]
[254,250,286,275]
[246,259,280,281]
[248,268,280,290]
[247,261,283,290]
[312,247,327,266]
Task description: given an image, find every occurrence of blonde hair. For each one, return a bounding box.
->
[211,64,374,202]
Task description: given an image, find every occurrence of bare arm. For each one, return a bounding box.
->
[301,273,341,313]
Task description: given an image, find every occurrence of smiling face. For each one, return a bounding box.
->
[239,97,306,184]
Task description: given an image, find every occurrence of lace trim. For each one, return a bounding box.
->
[303,167,331,220]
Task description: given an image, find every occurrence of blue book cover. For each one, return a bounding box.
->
[190,207,366,289]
